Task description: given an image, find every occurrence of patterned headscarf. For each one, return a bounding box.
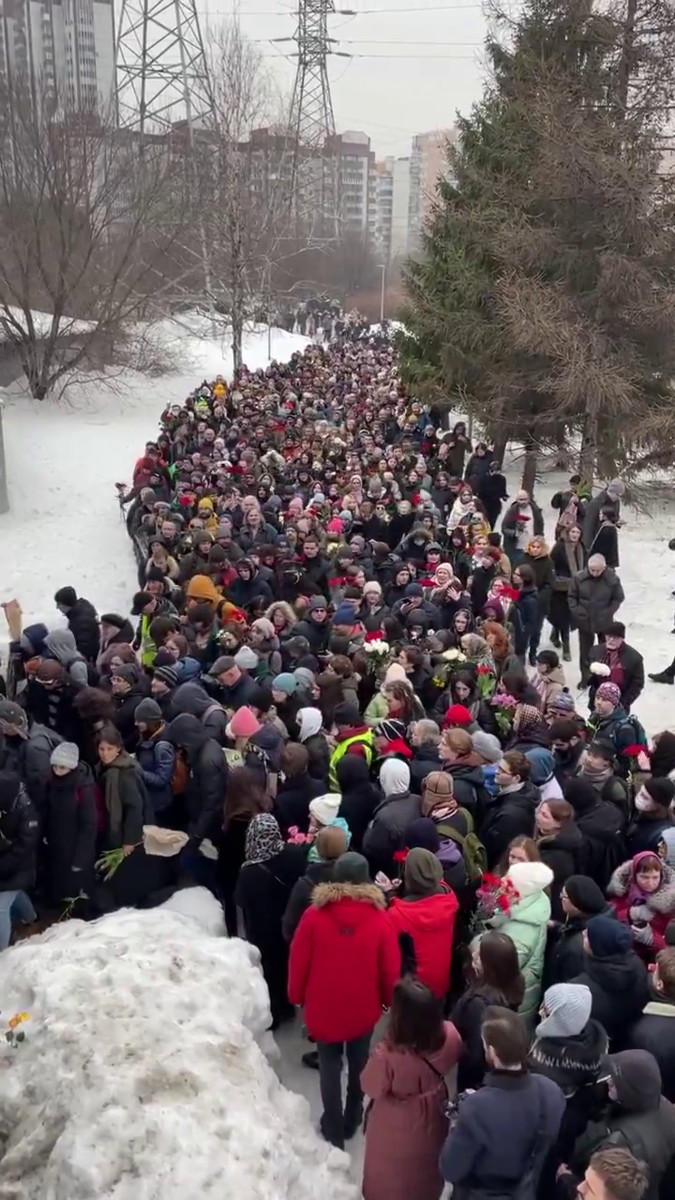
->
[244,814,284,864]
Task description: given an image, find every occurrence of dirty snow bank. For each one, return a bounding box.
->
[0,892,357,1200]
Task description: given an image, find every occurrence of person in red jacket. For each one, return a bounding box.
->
[288,851,400,1149]
[607,851,675,960]
[385,848,458,1000]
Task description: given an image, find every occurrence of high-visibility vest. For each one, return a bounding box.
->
[328,730,374,789]
[139,613,157,668]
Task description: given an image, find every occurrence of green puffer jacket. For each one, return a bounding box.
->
[487,861,554,1023]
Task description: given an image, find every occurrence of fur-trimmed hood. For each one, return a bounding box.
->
[312,881,386,909]
[528,1018,608,1096]
[608,858,675,915]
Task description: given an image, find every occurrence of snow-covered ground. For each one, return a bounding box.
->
[0,320,309,636]
[0,889,357,1199]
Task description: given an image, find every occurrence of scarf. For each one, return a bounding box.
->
[580,762,612,789]
[564,538,585,578]
[103,752,137,838]
[244,814,284,864]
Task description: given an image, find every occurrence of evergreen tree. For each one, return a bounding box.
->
[400,0,675,484]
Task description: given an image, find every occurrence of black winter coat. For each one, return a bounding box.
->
[44,763,98,902]
[67,597,100,663]
[628,995,675,1104]
[274,772,324,835]
[409,743,443,793]
[574,799,627,889]
[23,678,82,743]
[571,951,649,1044]
[0,786,39,890]
[234,844,307,1022]
[587,642,645,712]
[303,732,330,783]
[568,568,625,634]
[0,725,63,815]
[537,823,585,920]
[99,753,153,849]
[523,554,554,617]
[480,782,539,869]
[543,905,617,990]
[452,989,521,1092]
[510,586,540,657]
[114,683,149,753]
[291,617,331,655]
[167,714,227,843]
[282,858,334,942]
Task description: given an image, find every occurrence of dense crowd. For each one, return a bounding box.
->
[1,329,675,1200]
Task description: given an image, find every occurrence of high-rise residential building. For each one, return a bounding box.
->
[390,155,411,261]
[0,0,115,110]
[326,129,375,241]
[374,156,394,260]
[407,127,457,249]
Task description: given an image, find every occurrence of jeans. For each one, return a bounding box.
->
[317,1031,372,1148]
[0,890,37,950]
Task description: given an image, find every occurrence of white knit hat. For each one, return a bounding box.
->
[506,860,554,899]
[536,983,593,1039]
[309,793,342,826]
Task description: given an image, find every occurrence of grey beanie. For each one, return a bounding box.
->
[535,983,592,1039]
[50,742,79,770]
[134,697,163,724]
[471,731,502,764]
[332,852,370,885]
[234,646,259,670]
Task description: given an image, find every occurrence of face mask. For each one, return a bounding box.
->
[635,791,653,813]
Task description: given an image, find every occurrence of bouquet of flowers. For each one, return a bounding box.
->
[476,872,521,922]
[362,639,391,674]
[432,647,467,688]
[490,690,518,736]
[475,662,497,700]
[589,662,611,678]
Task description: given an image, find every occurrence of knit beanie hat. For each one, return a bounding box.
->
[586,914,633,957]
[333,851,370,884]
[294,667,316,691]
[100,613,128,631]
[153,664,179,688]
[383,662,407,686]
[404,847,443,895]
[334,701,361,727]
[134,698,163,724]
[514,703,542,734]
[252,617,275,640]
[444,704,473,728]
[596,682,621,707]
[50,742,79,770]
[374,718,407,742]
[404,817,441,853]
[536,983,593,1039]
[111,663,140,684]
[308,595,328,611]
[471,731,502,763]
[422,771,453,803]
[309,793,342,826]
[228,706,261,739]
[550,691,576,715]
[271,673,299,696]
[333,604,357,626]
[234,646,259,670]
[564,875,607,916]
[644,777,675,809]
[0,701,28,734]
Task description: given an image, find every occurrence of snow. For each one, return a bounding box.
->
[0,307,95,343]
[0,894,357,1199]
[0,320,309,641]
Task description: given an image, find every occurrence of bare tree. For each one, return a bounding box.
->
[203,21,320,369]
[0,78,194,398]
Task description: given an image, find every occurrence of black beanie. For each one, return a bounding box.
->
[564,779,598,814]
[564,875,607,916]
[334,701,361,727]
[54,586,77,607]
[644,777,675,810]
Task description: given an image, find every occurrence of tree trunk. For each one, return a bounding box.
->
[578,408,598,486]
[521,433,538,494]
[492,426,508,466]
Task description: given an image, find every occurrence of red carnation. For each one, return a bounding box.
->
[393,849,409,864]
[497,894,510,912]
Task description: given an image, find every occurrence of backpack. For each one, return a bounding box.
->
[436,811,487,882]
[620,713,648,750]
[171,752,190,796]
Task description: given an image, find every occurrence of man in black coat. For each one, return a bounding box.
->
[0,770,39,948]
[628,947,675,1104]
[0,700,63,815]
[110,664,149,753]
[23,661,83,742]
[588,622,644,713]
[409,719,443,793]
[544,874,616,990]
[54,586,100,663]
[166,713,227,845]
[571,915,649,1045]
[291,597,332,656]
[582,479,625,551]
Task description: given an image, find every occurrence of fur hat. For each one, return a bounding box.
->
[536,984,593,1039]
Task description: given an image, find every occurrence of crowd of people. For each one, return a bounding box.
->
[2,329,675,1200]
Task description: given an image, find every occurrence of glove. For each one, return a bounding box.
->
[629,904,651,924]
[631,923,653,946]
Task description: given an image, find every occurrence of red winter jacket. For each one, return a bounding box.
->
[288,881,400,1042]
[386,886,459,999]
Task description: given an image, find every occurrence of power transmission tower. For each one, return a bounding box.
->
[288,0,338,238]
[114,0,216,307]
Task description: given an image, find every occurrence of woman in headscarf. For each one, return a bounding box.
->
[297,706,330,782]
[234,813,307,1028]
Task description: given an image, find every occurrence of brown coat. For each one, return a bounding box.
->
[361,1022,463,1200]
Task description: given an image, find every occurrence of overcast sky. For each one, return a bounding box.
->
[201,1,493,158]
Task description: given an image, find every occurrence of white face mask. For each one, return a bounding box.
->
[635,790,653,813]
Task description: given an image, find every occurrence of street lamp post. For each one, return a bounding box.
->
[378,263,386,324]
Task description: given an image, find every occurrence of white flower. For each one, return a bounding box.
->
[589,662,611,677]
[441,649,467,663]
[364,640,390,655]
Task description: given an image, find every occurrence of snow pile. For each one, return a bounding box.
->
[0,893,357,1200]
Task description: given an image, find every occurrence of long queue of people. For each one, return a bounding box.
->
[0,332,674,1200]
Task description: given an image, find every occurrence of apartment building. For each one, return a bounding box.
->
[407,127,457,249]
[0,0,115,109]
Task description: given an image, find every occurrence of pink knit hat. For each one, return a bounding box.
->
[228,706,261,738]
[596,682,621,707]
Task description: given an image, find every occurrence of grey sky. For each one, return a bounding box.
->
[201,1,491,157]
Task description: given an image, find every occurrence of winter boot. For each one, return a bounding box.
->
[550,631,561,648]
[562,642,571,662]
[649,669,675,685]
